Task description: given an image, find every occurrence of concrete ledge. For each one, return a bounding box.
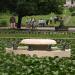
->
[6,48,71,57]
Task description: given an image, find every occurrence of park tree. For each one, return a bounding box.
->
[71,0,74,4]
[7,0,17,12]
[0,0,8,12]
[0,0,64,29]
[16,0,64,29]
[16,0,38,28]
[0,0,17,12]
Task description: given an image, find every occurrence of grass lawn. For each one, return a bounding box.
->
[67,16,75,26]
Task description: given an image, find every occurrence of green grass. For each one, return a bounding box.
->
[67,16,75,26]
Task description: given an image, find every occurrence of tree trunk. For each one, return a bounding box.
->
[65,0,66,4]
[71,0,73,4]
[17,15,22,29]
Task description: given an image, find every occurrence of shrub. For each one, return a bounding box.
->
[0,20,7,27]
[69,7,75,12]
[71,11,75,16]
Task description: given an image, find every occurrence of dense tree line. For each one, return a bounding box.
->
[0,0,65,28]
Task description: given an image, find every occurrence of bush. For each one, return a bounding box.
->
[71,11,75,16]
[0,20,7,27]
[69,7,75,12]
[0,38,74,75]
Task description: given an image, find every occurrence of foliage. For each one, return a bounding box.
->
[16,0,64,25]
[69,7,75,12]
[0,38,74,75]
[0,0,7,12]
[0,20,7,27]
[71,11,75,16]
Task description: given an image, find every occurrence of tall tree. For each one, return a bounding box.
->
[16,0,38,28]
[16,0,64,29]
[0,0,8,12]
[7,0,17,12]
[71,0,74,4]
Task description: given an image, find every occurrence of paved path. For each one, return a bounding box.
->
[0,27,75,31]
[0,27,55,31]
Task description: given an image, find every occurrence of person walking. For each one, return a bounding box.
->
[10,15,16,29]
[50,17,53,24]
[31,18,36,29]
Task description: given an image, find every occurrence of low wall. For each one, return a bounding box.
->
[6,48,71,57]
